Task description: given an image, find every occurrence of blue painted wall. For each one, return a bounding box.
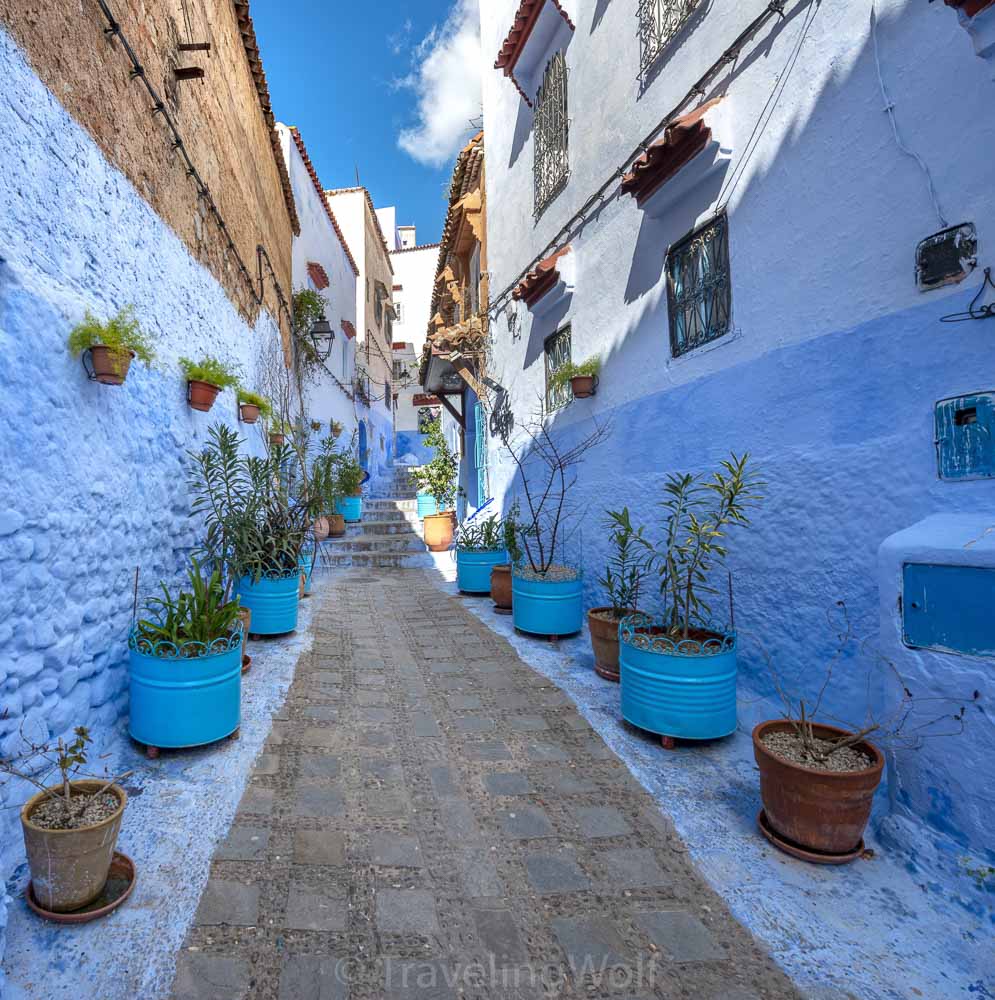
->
[395,429,435,466]
[0,24,278,928]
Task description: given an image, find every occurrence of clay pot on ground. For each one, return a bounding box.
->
[313,518,330,542]
[21,781,127,913]
[88,346,136,386]
[570,375,597,398]
[327,513,346,538]
[423,511,456,552]
[587,607,638,682]
[490,564,513,610]
[752,720,884,858]
[187,380,221,412]
[239,403,261,424]
[238,606,251,655]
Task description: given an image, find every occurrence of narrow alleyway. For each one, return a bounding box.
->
[170,568,801,1000]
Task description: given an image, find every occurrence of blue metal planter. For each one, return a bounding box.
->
[336,495,362,523]
[457,549,508,594]
[619,614,737,741]
[236,571,300,635]
[128,629,243,750]
[417,492,439,518]
[300,553,314,596]
[512,571,583,637]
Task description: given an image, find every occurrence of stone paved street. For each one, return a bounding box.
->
[170,569,803,1000]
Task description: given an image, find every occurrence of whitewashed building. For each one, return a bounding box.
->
[477,0,995,858]
[277,125,359,438]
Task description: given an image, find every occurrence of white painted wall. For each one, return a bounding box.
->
[277,125,358,437]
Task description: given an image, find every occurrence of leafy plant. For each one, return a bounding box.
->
[652,453,764,638]
[330,420,344,439]
[336,449,365,497]
[550,355,601,392]
[293,288,325,334]
[269,417,293,438]
[503,499,523,565]
[411,417,459,511]
[180,355,241,391]
[311,431,345,513]
[456,513,505,552]
[598,507,651,617]
[67,306,156,369]
[237,389,272,419]
[135,558,242,651]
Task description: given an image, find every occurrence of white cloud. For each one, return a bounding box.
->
[397,0,482,169]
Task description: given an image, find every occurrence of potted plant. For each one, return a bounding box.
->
[589,508,650,682]
[1,727,130,915]
[550,355,601,400]
[456,512,508,594]
[414,464,439,519]
[411,417,459,551]
[67,305,156,386]
[334,446,366,524]
[129,559,244,757]
[268,417,292,447]
[490,501,521,612]
[619,454,764,746]
[237,389,271,425]
[312,430,346,537]
[180,355,240,413]
[503,411,610,636]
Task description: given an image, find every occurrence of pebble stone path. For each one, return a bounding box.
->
[170,569,803,1000]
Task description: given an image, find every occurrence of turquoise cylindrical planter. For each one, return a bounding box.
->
[512,571,583,637]
[457,549,508,594]
[619,614,737,740]
[128,635,242,749]
[336,495,362,522]
[236,571,300,635]
[300,553,314,596]
[417,492,439,518]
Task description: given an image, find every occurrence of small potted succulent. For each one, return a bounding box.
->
[589,508,650,682]
[129,559,244,757]
[238,389,271,425]
[269,417,292,447]
[411,417,459,551]
[180,355,241,413]
[550,355,601,400]
[490,501,521,611]
[619,454,764,746]
[67,305,156,386]
[2,726,130,915]
[455,512,508,594]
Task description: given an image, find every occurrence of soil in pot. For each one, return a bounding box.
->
[760,729,873,772]
[30,793,119,830]
[188,380,221,412]
[588,607,637,682]
[239,403,261,424]
[89,346,135,386]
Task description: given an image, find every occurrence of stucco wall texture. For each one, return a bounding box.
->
[0,21,280,908]
[479,0,995,858]
[0,0,294,324]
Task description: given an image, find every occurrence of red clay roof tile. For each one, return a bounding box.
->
[513,244,572,307]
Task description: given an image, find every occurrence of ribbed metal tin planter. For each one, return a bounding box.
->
[336,495,362,523]
[236,570,300,635]
[457,549,508,594]
[512,571,583,637]
[300,552,314,596]
[619,614,737,741]
[128,628,243,750]
[416,492,439,518]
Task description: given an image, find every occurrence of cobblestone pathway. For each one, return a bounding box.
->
[170,569,802,1000]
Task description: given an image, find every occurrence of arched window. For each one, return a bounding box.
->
[534,51,569,217]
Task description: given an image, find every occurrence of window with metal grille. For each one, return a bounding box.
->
[544,326,572,413]
[638,0,700,79]
[666,214,731,358]
[534,52,569,217]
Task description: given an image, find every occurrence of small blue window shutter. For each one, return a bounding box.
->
[935,393,995,480]
[474,401,488,506]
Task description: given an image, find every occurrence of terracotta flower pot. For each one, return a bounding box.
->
[88,346,135,386]
[327,513,346,538]
[570,374,597,398]
[313,518,330,542]
[269,433,285,447]
[188,380,221,412]
[752,720,885,856]
[423,511,455,552]
[237,607,251,651]
[588,607,637,682]
[21,780,127,913]
[239,403,261,424]
[490,564,513,610]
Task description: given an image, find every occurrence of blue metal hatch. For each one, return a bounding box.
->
[903,562,995,655]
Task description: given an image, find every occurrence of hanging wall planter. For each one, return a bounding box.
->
[187,380,221,412]
[236,569,300,636]
[237,389,270,425]
[180,356,240,414]
[619,614,737,745]
[512,569,583,637]
[549,356,601,402]
[67,306,156,387]
[570,374,598,398]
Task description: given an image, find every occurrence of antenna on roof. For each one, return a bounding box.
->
[355,164,361,186]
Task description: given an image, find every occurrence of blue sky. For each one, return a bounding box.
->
[251,0,482,246]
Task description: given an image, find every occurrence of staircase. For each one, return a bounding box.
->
[320,466,434,569]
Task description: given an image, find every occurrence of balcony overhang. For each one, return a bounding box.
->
[494,0,575,105]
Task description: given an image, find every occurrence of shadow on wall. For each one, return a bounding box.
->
[483,1,995,857]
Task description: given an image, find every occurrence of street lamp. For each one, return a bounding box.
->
[307,314,335,363]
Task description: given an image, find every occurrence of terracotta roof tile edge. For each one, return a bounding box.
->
[390,242,443,254]
[513,244,571,307]
[494,0,575,105]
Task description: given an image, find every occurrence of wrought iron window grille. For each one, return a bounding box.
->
[544,325,573,413]
[666,213,731,358]
[638,0,702,80]
[534,52,570,218]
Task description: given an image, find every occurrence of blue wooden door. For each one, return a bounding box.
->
[474,401,488,506]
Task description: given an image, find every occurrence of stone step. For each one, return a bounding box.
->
[348,519,420,535]
[323,551,434,569]
[364,498,419,513]
[322,534,425,554]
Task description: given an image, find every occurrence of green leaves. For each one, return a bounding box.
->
[179,355,242,390]
[411,417,459,510]
[597,507,651,614]
[66,305,156,366]
[456,513,505,552]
